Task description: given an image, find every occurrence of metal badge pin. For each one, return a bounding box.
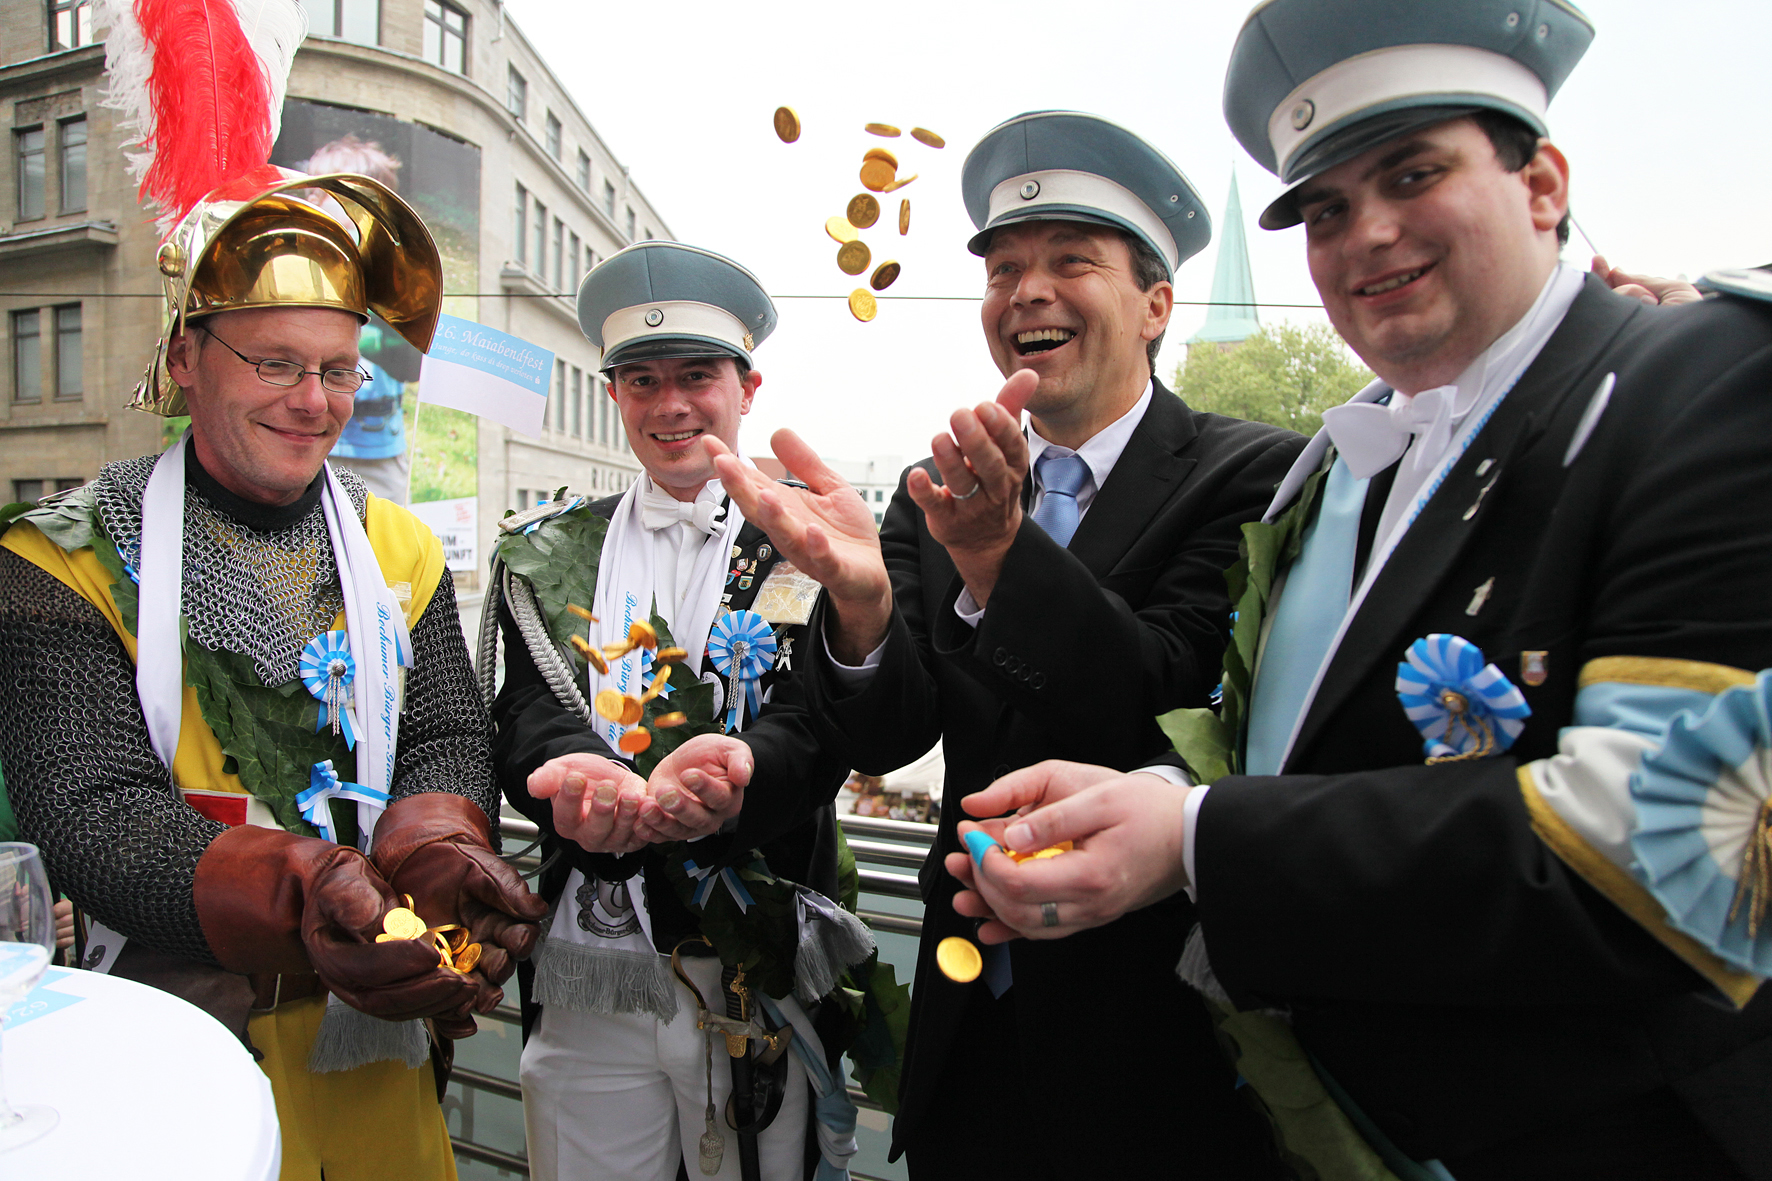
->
[645,308,664,326]
[1521,651,1549,686]
[1019,180,1041,200]
[1291,100,1315,131]
[1465,577,1495,617]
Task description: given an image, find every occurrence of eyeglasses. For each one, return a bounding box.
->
[200,327,371,395]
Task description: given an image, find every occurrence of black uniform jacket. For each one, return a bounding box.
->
[491,494,851,1019]
[1194,278,1772,1169]
[804,383,1304,1166]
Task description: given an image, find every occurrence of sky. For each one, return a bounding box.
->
[502,0,1772,466]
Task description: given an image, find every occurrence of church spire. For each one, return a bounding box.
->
[1187,170,1261,345]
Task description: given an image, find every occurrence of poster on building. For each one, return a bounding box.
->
[271,100,482,508]
[407,496,478,573]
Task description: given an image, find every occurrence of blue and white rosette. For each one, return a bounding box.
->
[299,760,391,845]
[299,630,359,749]
[1630,670,1772,975]
[1395,634,1531,762]
[707,609,777,733]
[683,858,756,912]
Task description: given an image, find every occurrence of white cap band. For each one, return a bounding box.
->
[1267,43,1550,181]
[600,299,754,363]
[986,168,1180,271]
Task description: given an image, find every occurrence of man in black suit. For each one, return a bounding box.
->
[714,112,1302,1178]
[954,4,1772,1180]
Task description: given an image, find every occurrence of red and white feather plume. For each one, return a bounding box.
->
[98,0,308,233]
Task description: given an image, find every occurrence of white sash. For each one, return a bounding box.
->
[136,435,412,850]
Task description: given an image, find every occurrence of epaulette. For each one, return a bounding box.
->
[498,494,591,537]
[1695,265,1772,305]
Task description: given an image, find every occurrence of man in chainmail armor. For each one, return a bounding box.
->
[0,172,546,1181]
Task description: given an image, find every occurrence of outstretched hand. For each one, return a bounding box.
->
[708,432,894,662]
[1592,254,1703,307]
[634,733,752,843]
[947,760,1191,942]
[528,752,651,856]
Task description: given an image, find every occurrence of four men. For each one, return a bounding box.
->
[6,3,1769,1180]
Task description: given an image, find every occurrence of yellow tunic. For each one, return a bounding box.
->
[4,493,459,1181]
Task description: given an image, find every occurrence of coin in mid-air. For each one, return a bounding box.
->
[910,126,945,148]
[859,159,896,192]
[837,239,871,275]
[773,106,801,143]
[862,147,899,169]
[655,711,689,728]
[825,216,858,244]
[848,288,878,322]
[870,260,900,291]
[846,193,880,229]
[619,694,645,726]
[936,936,982,983]
[882,173,918,193]
[594,688,627,723]
[899,199,910,234]
[865,122,901,137]
[619,728,653,753]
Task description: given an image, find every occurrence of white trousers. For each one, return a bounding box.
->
[520,955,809,1181]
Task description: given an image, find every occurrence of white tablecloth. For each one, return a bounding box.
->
[4,966,280,1180]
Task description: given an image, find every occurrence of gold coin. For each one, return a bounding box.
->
[859,159,896,192]
[629,621,658,650]
[848,288,878,323]
[899,199,910,235]
[1007,840,1074,864]
[825,216,859,244]
[936,936,982,983]
[882,173,918,193]
[910,126,945,148]
[862,147,899,168]
[865,122,901,137]
[455,943,483,973]
[620,695,645,726]
[566,603,598,622]
[618,728,653,754]
[837,239,871,275]
[641,669,672,702]
[655,647,689,664]
[594,688,628,722]
[382,907,426,941]
[773,106,801,143]
[870,260,900,291]
[655,711,689,728]
[375,932,398,943]
[846,193,880,229]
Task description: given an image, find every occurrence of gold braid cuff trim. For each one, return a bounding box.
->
[1577,657,1756,696]
[1518,767,1761,1008]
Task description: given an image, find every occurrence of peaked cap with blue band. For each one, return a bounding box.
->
[1224,0,1594,229]
[961,111,1211,278]
[578,240,777,372]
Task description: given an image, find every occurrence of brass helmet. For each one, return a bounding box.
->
[134,169,443,416]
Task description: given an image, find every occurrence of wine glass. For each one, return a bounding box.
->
[0,842,58,1152]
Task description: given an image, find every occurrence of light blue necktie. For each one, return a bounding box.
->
[1243,457,1370,777]
[1029,451,1090,547]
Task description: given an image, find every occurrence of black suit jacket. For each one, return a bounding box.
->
[1196,278,1772,1171]
[805,382,1304,1169]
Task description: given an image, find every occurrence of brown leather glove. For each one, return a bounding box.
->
[194,824,477,1023]
[370,793,548,1037]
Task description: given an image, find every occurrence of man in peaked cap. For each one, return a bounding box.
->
[0,171,548,1180]
[716,112,1302,1178]
[952,4,1772,1179]
[487,241,878,1181]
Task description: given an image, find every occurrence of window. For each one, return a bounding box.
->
[603,180,616,217]
[552,359,565,433]
[13,311,41,403]
[576,150,590,191]
[50,0,91,49]
[625,207,635,241]
[643,227,654,241]
[545,112,562,159]
[572,367,583,438]
[874,489,884,502]
[586,247,598,277]
[58,116,85,212]
[515,488,531,511]
[16,128,44,221]
[568,231,580,293]
[513,183,528,265]
[302,0,378,45]
[422,0,466,74]
[506,66,527,122]
[54,305,80,400]
[533,200,547,276]
[552,219,564,292]
[599,388,609,446]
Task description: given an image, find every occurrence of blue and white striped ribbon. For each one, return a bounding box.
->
[1395,634,1531,760]
[299,760,391,845]
[683,858,756,912]
[707,609,776,733]
[299,630,360,750]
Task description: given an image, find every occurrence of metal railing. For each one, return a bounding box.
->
[448,812,938,1177]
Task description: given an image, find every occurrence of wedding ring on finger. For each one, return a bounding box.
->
[950,482,983,501]
[1041,901,1060,928]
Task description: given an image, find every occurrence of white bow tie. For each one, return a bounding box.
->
[1320,384,1458,480]
[640,486,727,535]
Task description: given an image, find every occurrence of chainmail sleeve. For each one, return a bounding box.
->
[0,547,222,963]
[389,569,501,833]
